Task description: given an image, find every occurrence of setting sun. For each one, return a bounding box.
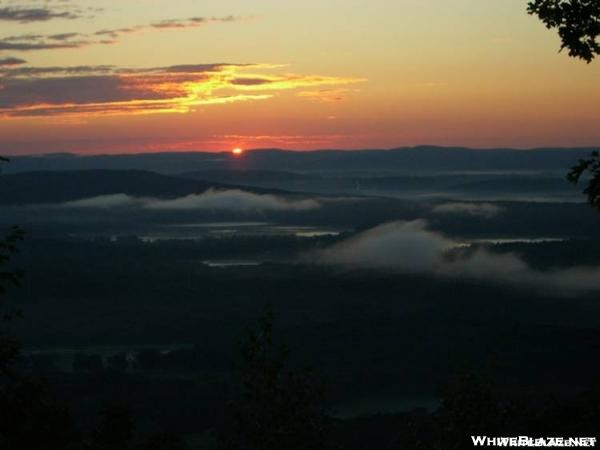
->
[232,148,244,155]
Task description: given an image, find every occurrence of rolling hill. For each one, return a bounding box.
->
[0,170,225,205]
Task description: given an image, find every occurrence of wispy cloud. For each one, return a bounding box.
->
[231,75,364,91]
[316,220,600,296]
[0,1,101,23]
[59,194,140,210]
[432,202,505,219]
[0,39,82,51]
[0,56,25,66]
[0,6,80,23]
[296,88,357,103]
[0,63,365,118]
[150,15,239,29]
[0,15,246,53]
[58,190,321,212]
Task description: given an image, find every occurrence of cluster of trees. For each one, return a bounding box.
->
[1,185,326,450]
[329,375,600,450]
[0,160,24,373]
[0,226,23,379]
[67,347,228,373]
[0,159,72,449]
[218,309,328,450]
[1,297,329,450]
[1,391,188,450]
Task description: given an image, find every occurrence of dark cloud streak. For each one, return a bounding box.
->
[0,56,26,66]
[151,15,238,29]
[0,15,244,53]
[0,6,80,23]
[0,40,82,51]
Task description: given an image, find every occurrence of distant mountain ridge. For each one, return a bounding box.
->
[0,169,309,206]
[0,170,224,205]
[181,170,580,197]
[2,146,597,175]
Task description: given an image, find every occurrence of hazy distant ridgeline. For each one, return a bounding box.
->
[1,172,597,242]
[3,146,596,174]
[1,147,590,203]
[0,170,218,205]
[182,170,581,197]
[0,169,582,205]
[0,170,290,205]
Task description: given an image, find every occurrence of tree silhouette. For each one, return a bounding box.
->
[0,156,24,378]
[92,403,135,450]
[1,158,81,450]
[0,227,24,378]
[137,432,187,450]
[528,0,600,63]
[0,379,77,450]
[528,1,600,209]
[0,168,80,450]
[218,308,329,450]
[567,151,600,210]
[433,375,513,450]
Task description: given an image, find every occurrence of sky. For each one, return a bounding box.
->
[0,0,598,154]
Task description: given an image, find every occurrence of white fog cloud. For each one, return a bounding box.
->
[57,189,320,212]
[60,194,143,209]
[432,202,504,218]
[144,189,319,211]
[318,220,600,296]
[319,220,453,272]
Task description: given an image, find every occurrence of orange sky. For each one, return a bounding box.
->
[0,0,599,154]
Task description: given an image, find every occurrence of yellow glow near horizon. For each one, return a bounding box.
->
[0,64,364,119]
[232,148,243,155]
[0,0,599,153]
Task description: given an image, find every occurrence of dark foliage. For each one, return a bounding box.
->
[1,159,80,450]
[218,309,329,450]
[528,2,600,208]
[1,157,25,377]
[0,226,24,301]
[567,151,600,210]
[528,0,600,62]
[91,404,135,450]
[332,377,600,450]
[0,379,78,450]
[136,432,187,450]
[73,353,105,373]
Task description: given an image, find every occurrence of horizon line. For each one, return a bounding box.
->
[5,144,600,159]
